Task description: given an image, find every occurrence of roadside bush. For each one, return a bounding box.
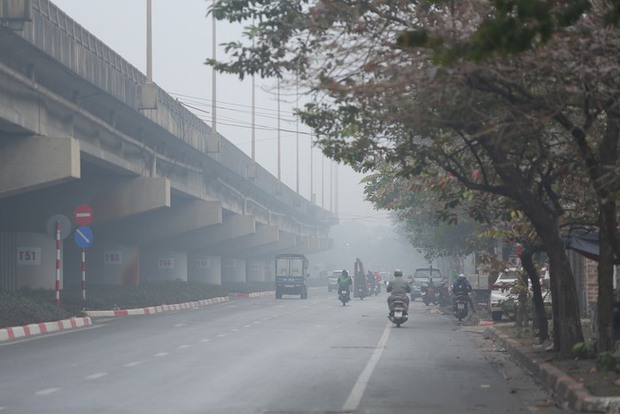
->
[1,281,232,330]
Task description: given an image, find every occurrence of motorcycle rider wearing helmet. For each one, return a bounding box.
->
[452,273,475,313]
[386,269,411,316]
[337,269,353,298]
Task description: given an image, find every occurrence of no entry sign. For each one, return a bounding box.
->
[73,204,93,226]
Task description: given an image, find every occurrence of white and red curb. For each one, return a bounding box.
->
[235,291,274,298]
[0,293,272,343]
[0,317,92,342]
[84,296,230,317]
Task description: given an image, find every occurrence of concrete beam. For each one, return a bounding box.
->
[91,177,171,224]
[97,200,222,245]
[243,231,298,259]
[213,224,279,256]
[0,136,79,199]
[153,214,255,252]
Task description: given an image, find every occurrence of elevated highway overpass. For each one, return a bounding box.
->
[0,0,335,292]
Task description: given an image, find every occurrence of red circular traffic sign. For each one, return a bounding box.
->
[73,204,93,226]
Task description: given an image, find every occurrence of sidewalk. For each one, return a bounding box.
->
[486,326,620,413]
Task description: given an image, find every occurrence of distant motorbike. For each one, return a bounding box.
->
[453,294,469,321]
[338,289,351,306]
[437,282,450,307]
[371,283,381,295]
[388,295,409,327]
[355,284,367,300]
[422,283,438,306]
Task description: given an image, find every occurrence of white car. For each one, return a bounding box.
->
[490,268,552,321]
[490,269,520,321]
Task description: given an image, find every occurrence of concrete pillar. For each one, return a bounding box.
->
[246,259,268,282]
[12,232,62,290]
[222,257,246,283]
[140,249,188,282]
[100,244,140,286]
[188,252,221,285]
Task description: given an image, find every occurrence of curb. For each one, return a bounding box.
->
[0,317,92,343]
[84,296,230,317]
[485,326,620,412]
[235,291,275,298]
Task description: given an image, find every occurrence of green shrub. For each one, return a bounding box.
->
[1,281,233,329]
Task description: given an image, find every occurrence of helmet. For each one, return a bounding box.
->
[342,269,348,276]
[458,273,466,278]
[394,269,403,277]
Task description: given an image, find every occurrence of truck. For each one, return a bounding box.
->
[274,254,309,299]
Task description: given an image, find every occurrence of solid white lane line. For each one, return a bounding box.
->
[341,322,391,412]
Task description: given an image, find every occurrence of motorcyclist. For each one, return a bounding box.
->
[337,269,352,299]
[386,269,411,316]
[452,273,475,313]
[366,269,376,293]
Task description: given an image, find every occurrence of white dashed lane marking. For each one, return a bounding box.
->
[85,372,108,380]
[153,352,168,357]
[177,345,191,350]
[124,361,143,368]
[35,388,62,396]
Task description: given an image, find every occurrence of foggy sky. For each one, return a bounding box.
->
[50,0,391,226]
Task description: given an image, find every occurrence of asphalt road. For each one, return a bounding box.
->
[0,287,572,413]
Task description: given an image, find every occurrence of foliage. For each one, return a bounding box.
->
[204,0,620,354]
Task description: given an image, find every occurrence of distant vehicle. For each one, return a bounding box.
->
[275,254,309,299]
[328,269,347,292]
[411,268,445,301]
[490,268,552,321]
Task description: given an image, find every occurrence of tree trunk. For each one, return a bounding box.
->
[521,248,549,342]
[597,201,616,352]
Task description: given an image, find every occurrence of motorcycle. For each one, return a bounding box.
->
[338,289,351,306]
[355,284,367,300]
[371,283,381,295]
[453,294,469,321]
[436,282,450,307]
[388,295,409,327]
[422,283,438,306]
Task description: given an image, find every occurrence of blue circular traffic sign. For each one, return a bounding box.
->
[74,226,94,248]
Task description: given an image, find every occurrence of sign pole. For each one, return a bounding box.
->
[81,248,86,301]
[55,220,61,306]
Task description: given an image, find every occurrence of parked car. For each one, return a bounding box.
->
[490,269,519,321]
[490,267,552,321]
[411,268,445,301]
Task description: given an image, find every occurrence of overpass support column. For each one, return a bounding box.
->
[188,253,221,285]
[246,259,270,282]
[140,249,188,282]
[222,258,246,283]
